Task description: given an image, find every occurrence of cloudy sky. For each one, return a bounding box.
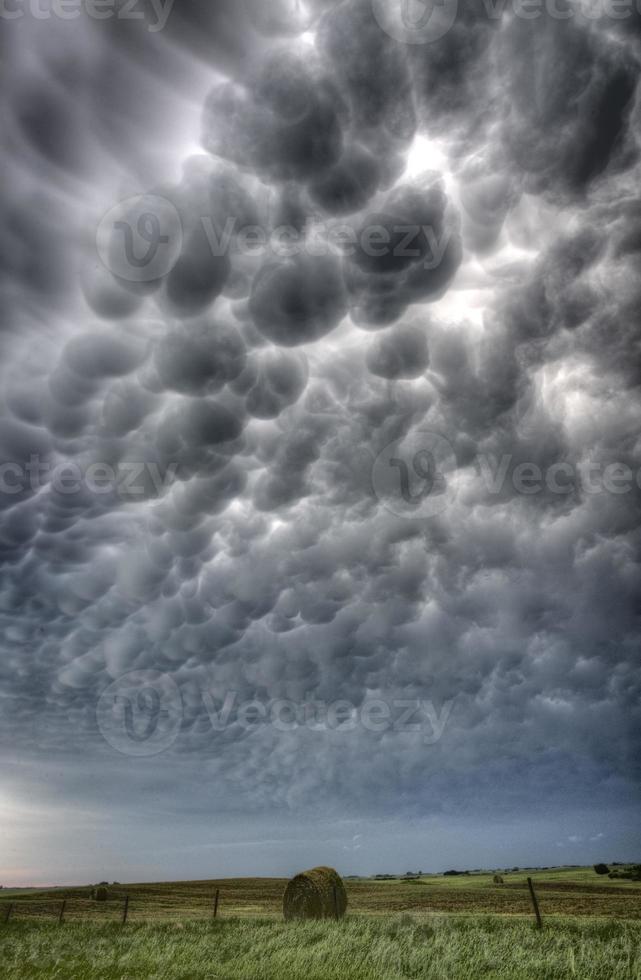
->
[1,0,641,887]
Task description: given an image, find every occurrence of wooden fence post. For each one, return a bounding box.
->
[122,895,129,925]
[4,903,13,924]
[58,900,66,925]
[527,877,542,929]
[213,889,220,919]
[333,885,339,921]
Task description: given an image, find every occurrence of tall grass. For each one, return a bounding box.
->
[2,914,641,979]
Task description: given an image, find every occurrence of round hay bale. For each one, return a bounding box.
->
[94,886,109,902]
[283,866,347,920]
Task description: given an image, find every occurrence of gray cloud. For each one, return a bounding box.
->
[1,0,640,882]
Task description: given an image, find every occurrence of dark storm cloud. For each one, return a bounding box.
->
[250,253,348,345]
[237,350,309,420]
[344,177,463,325]
[0,0,640,867]
[409,0,498,131]
[317,0,417,146]
[202,52,346,183]
[309,144,381,216]
[498,15,638,196]
[154,319,247,395]
[366,323,430,379]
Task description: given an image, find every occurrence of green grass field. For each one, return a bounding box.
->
[2,915,641,979]
[2,867,640,978]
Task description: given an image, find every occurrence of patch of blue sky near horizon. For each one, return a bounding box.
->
[2,746,640,886]
[2,788,639,887]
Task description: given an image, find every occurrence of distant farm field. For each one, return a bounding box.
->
[2,868,640,978]
[2,915,641,980]
[2,867,640,923]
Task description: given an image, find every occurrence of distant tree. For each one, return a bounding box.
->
[493,874,504,884]
[593,864,610,876]
[608,865,641,880]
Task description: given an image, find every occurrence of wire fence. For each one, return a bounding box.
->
[0,887,223,925]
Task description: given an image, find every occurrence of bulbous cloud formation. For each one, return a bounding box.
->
[0,0,640,861]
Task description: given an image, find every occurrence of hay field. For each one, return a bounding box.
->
[2,867,640,923]
[2,869,640,980]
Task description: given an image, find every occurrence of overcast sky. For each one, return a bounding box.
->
[1,0,641,887]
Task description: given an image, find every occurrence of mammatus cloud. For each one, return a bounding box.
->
[0,0,640,880]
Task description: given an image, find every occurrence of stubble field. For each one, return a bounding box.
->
[2,867,640,979]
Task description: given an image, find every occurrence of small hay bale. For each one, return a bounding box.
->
[493,874,504,884]
[283,866,347,920]
[94,886,109,902]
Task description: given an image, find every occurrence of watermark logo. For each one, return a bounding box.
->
[372,430,456,518]
[0,0,175,32]
[0,456,178,499]
[371,0,641,43]
[96,670,183,757]
[371,434,641,520]
[96,194,182,283]
[95,678,454,755]
[96,190,452,282]
[372,0,459,44]
[204,692,454,743]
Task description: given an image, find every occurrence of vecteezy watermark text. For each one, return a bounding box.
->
[200,690,453,742]
[96,193,452,283]
[475,454,641,497]
[96,671,455,756]
[372,0,641,45]
[200,217,451,268]
[0,0,174,31]
[372,431,641,519]
[0,456,178,498]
